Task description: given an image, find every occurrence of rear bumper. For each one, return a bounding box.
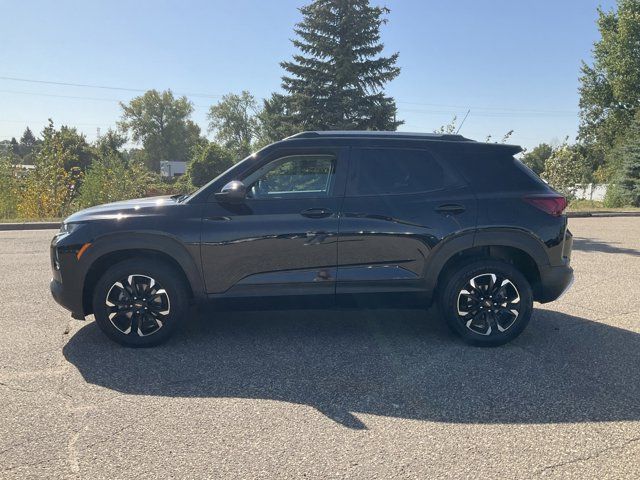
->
[50,278,85,320]
[536,264,574,303]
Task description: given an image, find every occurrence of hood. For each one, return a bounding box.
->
[64,195,179,223]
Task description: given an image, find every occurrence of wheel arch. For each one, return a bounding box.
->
[425,228,549,301]
[80,232,204,315]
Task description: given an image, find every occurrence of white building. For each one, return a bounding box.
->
[160,161,187,178]
[573,183,608,201]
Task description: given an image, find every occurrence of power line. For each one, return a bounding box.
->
[0,119,110,127]
[0,89,575,119]
[0,75,225,100]
[0,89,211,109]
[397,100,577,115]
[0,89,121,103]
[0,74,579,116]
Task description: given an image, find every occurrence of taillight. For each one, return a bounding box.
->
[523,194,567,216]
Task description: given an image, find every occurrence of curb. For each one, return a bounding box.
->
[0,222,60,231]
[567,211,640,218]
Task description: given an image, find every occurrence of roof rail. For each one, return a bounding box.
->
[286,130,473,142]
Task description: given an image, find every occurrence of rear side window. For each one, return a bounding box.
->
[453,150,548,192]
[348,148,446,196]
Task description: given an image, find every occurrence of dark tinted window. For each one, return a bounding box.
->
[445,148,547,193]
[350,148,445,195]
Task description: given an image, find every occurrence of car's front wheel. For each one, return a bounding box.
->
[439,259,533,346]
[92,259,188,347]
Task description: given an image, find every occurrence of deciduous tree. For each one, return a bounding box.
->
[522,143,553,175]
[119,90,202,171]
[579,0,640,150]
[542,145,590,197]
[208,91,260,159]
[18,120,83,218]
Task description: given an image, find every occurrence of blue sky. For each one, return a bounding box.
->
[0,0,616,150]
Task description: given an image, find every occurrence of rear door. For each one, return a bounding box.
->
[336,146,477,294]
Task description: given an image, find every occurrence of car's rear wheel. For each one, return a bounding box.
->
[439,259,533,346]
[92,259,188,347]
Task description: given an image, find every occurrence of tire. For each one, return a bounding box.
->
[92,258,189,347]
[438,259,533,347]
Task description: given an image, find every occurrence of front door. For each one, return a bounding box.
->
[200,147,348,296]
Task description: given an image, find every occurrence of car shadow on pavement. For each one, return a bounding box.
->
[572,237,640,256]
[63,307,640,430]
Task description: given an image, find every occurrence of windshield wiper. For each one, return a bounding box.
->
[172,193,190,203]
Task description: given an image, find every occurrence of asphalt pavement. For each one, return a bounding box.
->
[1,218,639,479]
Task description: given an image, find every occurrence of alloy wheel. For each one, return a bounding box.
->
[105,274,170,337]
[456,273,521,336]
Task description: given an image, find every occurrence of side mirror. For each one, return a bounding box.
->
[214,180,246,203]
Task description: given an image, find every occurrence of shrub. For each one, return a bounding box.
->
[186,142,234,187]
[0,156,20,219]
[76,156,154,209]
[542,145,590,197]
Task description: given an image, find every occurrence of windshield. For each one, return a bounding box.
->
[186,152,262,202]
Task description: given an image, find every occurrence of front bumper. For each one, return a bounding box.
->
[50,278,85,320]
[50,228,91,320]
[537,264,574,303]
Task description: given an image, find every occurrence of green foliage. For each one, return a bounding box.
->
[603,183,627,207]
[605,116,640,206]
[119,90,202,171]
[0,155,20,218]
[170,173,196,195]
[256,93,300,146]
[434,116,458,135]
[522,143,553,175]
[48,124,94,171]
[280,0,401,131]
[542,144,591,197]
[94,129,128,160]
[18,127,38,163]
[18,120,83,219]
[208,91,260,159]
[75,155,153,209]
[579,0,640,149]
[186,142,234,187]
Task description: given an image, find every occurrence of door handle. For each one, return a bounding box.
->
[435,204,466,215]
[300,208,333,218]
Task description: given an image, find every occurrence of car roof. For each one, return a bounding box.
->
[281,131,522,154]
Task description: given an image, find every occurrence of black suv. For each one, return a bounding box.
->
[51,131,573,347]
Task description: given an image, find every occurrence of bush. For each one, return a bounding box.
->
[76,156,155,209]
[542,145,590,197]
[0,156,20,219]
[186,142,234,187]
[603,184,627,208]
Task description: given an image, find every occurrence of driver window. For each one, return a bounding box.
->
[244,154,336,199]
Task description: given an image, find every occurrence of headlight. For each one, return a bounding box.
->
[59,222,81,235]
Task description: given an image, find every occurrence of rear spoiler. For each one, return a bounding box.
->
[474,142,523,155]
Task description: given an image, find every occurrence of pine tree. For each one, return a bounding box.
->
[615,118,640,206]
[18,127,38,164]
[20,127,37,150]
[280,0,401,131]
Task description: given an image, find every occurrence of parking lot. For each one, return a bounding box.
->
[0,217,639,479]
